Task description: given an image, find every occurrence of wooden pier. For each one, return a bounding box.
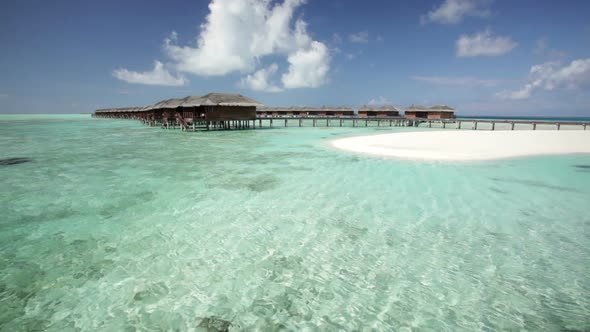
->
[93,94,588,132]
[93,114,589,132]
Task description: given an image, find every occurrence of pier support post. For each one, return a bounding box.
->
[557,123,561,130]
[457,121,461,129]
[327,119,329,127]
[491,122,495,131]
[428,121,432,128]
[299,119,302,127]
[340,119,343,127]
[285,119,287,127]
[313,119,316,127]
[533,123,536,130]
[365,119,368,127]
[443,121,446,129]
[584,123,587,130]
[511,122,515,130]
[353,119,356,127]
[270,119,273,127]
[473,121,478,130]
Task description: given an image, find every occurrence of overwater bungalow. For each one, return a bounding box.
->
[95,93,263,130]
[404,104,455,119]
[428,105,456,118]
[149,93,261,122]
[256,106,354,117]
[358,105,401,117]
[312,106,355,116]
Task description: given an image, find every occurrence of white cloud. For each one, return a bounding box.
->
[114,0,330,90]
[497,58,590,100]
[112,61,188,86]
[421,0,491,25]
[240,63,283,92]
[282,41,330,88]
[349,31,369,43]
[164,0,309,76]
[411,75,502,87]
[368,96,393,106]
[456,29,517,57]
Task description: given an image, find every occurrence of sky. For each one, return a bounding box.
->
[1,0,590,116]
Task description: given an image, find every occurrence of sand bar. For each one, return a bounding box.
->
[331,130,590,161]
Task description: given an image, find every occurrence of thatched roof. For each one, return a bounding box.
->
[429,105,455,111]
[257,106,354,112]
[404,104,428,111]
[359,105,401,112]
[378,105,400,111]
[145,98,184,110]
[199,93,263,107]
[95,107,144,113]
[146,93,263,110]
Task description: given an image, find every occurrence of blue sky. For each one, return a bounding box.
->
[1,0,589,115]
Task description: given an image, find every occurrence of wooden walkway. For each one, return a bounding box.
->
[253,116,588,131]
[106,115,589,131]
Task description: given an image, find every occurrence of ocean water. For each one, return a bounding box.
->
[1,114,589,331]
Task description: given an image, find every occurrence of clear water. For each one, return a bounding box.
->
[1,115,589,331]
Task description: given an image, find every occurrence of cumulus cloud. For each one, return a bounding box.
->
[349,31,369,43]
[456,29,517,57]
[282,41,330,88]
[411,75,502,87]
[240,63,283,92]
[368,96,393,106]
[497,58,590,100]
[164,0,310,76]
[114,0,330,90]
[112,61,188,86]
[421,0,491,25]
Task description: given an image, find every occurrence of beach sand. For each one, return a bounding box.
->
[331,130,590,161]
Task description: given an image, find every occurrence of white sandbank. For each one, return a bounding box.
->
[331,130,590,161]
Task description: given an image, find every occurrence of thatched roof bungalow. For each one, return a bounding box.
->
[358,105,401,117]
[94,93,263,123]
[256,106,354,117]
[94,107,145,117]
[404,104,455,119]
[147,93,263,121]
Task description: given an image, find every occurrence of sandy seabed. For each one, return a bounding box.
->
[331,130,590,161]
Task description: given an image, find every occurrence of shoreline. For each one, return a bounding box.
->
[330,130,590,161]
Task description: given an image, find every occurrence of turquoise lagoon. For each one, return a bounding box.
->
[1,115,589,331]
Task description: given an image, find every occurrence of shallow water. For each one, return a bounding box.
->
[1,115,589,331]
